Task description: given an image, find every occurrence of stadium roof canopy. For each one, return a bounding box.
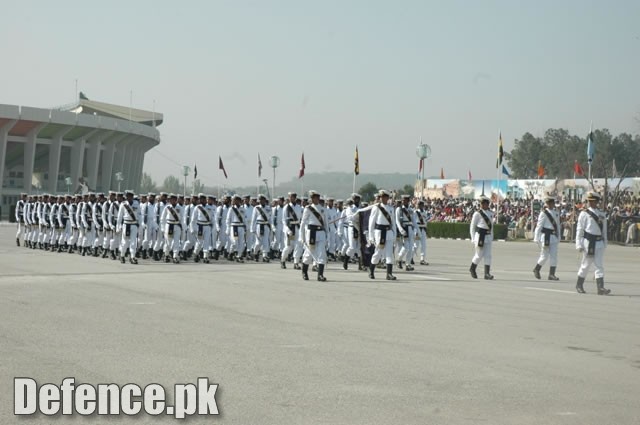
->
[58,98,163,127]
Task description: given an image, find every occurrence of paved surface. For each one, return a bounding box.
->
[0,226,639,424]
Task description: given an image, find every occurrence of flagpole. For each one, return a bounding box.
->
[352,173,356,194]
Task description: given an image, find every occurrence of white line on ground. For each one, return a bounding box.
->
[524,287,576,294]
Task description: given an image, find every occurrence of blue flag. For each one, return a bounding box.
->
[501,164,511,178]
[587,128,595,163]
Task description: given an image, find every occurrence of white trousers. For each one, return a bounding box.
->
[472,239,493,266]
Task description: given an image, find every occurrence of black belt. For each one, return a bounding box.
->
[584,231,602,256]
[375,224,390,246]
[541,228,556,246]
[477,228,489,247]
[307,224,323,245]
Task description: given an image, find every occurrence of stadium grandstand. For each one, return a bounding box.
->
[0,94,162,220]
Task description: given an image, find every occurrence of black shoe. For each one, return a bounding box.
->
[397,261,403,270]
[281,261,287,269]
[419,260,429,265]
[576,276,586,294]
[120,256,126,264]
[405,264,414,271]
[596,277,611,295]
[469,263,478,279]
[548,266,559,281]
[212,250,220,260]
[293,263,301,270]
[342,255,349,270]
[81,247,87,257]
[484,265,494,280]
[302,264,309,281]
[165,256,171,263]
[102,250,109,258]
[129,257,138,264]
[386,264,397,280]
[173,256,180,264]
[16,238,20,247]
[203,257,210,264]
[141,250,148,260]
[194,255,200,263]
[110,251,116,260]
[533,264,542,279]
[368,263,376,279]
[317,264,326,282]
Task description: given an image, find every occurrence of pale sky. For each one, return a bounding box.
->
[2,0,639,187]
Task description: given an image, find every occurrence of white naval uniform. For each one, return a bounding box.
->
[161,204,184,259]
[141,201,158,251]
[271,204,284,253]
[15,199,26,242]
[182,203,196,253]
[368,202,397,265]
[81,201,95,250]
[49,203,60,246]
[216,204,231,254]
[345,204,360,258]
[190,203,214,256]
[68,202,78,247]
[325,206,338,257]
[107,201,120,251]
[534,207,561,268]
[116,200,141,257]
[396,205,417,265]
[226,205,247,258]
[153,201,167,253]
[576,207,607,279]
[250,204,272,260]
[92,201,105,250]
[300,204,329,265]
[58,202,72,246]
[281,202,303,264]
[470,208,494,266]
[415,208,429,262]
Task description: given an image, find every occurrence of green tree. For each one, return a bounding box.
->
[398,184,414,196]
[140,172,158,193]
[358,182,378,202]
[161,175,182,194]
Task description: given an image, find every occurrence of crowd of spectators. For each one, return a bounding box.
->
[414,194,640,244]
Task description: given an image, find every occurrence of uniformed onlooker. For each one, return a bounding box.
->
[533,195,561,280]
[469,195,495,280]
[575,191,611,295]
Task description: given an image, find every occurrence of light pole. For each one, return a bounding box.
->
[65,177,72,194]
[115,172,124,192]
[269,156,280,199]
[262,178,270,199]
[416,138,431,199]
[182,165,191,198]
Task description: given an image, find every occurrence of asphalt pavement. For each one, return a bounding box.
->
[0,226,639,424]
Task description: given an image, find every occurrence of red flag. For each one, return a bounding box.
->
[298,152,305,179]
[468,170,472,182]
[573,160,584,176]
[440,167,445,179]
[537,160,545,178]
[219,156,228,179]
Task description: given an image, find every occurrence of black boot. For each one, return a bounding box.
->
[484,265,494,280]
[469,263,478,279]
[142,249,148,260]
[386,264,397,280]
[342,255,349,270]
[16,238,20,247]
[575,276,586,294]
[93,247,99,257]
[281,260,287,269]
[397,260,404,270]
[101,249,109,258]
[533,264,542,279]
[110,250,116,260]
[82,247,87,257]
[129,256,138,264]
[596,277,611,295]
[317,264,327,282]
[212,250,220,260]
[120,255,126,264]
[368,263,376,279]
[548,266,559,281]
[302,264,309,281]
[194,253,201,262]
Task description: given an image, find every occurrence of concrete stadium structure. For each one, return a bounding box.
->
[0,98,162,219]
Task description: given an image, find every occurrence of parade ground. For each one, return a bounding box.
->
[0,226,639,425]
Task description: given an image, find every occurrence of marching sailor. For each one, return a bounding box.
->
[415,200,430,265]
[343,193,362,270]
[367,190,397,280]
[161,194,184,264]
[190,193,213,263]
[575,191,611,295]
[469,195,495,280]
[58,195,73,252]
[299,190,329,281]
[250,194,273,262]
[15,193,27,246]
[226,195,247,262]
[281,192,303,269]
[395,194,417,271]
[116,190,141,264]
[533,195,561,280]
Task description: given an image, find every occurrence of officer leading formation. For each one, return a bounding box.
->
[13,190,612,295]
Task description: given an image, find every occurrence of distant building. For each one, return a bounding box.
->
[0,97,162,219]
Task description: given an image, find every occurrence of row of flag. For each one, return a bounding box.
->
[193,127,602,183]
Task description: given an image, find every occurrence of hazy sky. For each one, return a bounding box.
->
[2,0,639,187]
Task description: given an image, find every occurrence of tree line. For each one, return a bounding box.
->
[505,128,640,179]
